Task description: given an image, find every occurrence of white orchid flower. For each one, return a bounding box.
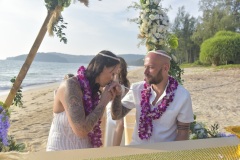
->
[153,36,158,43]
[148,32,152,38]
[151,9,157,13]
[142,17,148,23]
[148,20,153,26]
[157,7,162,13]
[144,27,149,32]
[152,26,157,34]
[149,14,155,20]
[154,33,160,38]
[158,25,164,32]
[146,0,150,5]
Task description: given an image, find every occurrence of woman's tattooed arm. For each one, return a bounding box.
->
[111,95,131,120]
[64,78,105,137]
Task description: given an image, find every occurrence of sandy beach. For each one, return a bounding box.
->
[0,66,239,152]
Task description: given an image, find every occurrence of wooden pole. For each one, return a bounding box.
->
[4,11,53,108]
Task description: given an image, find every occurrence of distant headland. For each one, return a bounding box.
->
[6,52,145,66]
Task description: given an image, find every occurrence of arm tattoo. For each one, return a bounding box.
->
[177,124,190,130]
[111,95,131,120]
[65,78,105,134]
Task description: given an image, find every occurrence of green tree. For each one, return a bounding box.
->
[171,6,199,63]
[4,0,90,108]
[192,0,240,46]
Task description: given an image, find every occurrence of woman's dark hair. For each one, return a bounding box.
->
[85,50,120,95]
[118,57,130,88]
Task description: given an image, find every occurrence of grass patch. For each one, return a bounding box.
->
[180,63,240,70]
[180,63,209,68]
[215,64,240,70]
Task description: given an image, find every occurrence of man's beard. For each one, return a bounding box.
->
[145,68,163,85]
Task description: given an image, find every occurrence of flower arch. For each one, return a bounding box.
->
[129,0,182,83]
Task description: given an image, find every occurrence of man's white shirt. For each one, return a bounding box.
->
[121,81,194,145]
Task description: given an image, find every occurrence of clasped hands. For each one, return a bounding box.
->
[101,74,122,103]
[105,81,122,99]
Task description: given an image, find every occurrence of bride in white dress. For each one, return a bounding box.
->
[105,57,130,146]
[46,51,121,151]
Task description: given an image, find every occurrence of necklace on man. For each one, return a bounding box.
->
[138,76,178,140]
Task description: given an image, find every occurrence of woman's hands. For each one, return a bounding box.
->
[108,81,122,98]
[99,73,122,107]
[101,81,122,103]
[100,81,122,106]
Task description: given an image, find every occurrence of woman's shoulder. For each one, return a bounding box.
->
[61,77,79,87]
[58,77,82,94]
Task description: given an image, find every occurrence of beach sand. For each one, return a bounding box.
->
[0,67,239,152]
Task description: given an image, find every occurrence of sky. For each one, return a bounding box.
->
[0,0,201,60]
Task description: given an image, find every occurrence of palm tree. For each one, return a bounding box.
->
[4,0,89,108]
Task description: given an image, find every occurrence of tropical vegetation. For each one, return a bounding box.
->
[200,31,240,66]
[170,0,240,65]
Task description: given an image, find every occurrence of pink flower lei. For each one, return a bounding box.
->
[77,66,102,148]
[139,76,178,140]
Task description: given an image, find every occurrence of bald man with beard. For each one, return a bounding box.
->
[111,50,194,146]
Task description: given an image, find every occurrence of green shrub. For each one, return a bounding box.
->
[193,60,203,65]
[215,30,237,37]
[200,31,240,66]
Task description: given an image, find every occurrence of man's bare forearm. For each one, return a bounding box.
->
[111,95,130,120]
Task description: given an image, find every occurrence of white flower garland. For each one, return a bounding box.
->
[137,0,169,47]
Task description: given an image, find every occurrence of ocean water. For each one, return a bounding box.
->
[0,60,138,94]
